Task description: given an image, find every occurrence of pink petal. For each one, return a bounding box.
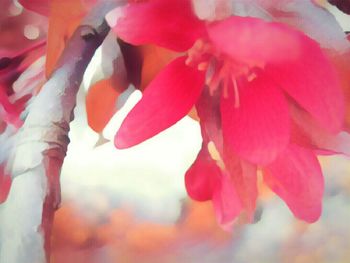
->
[329,50,350,132]
[108,0,206,51]
[0,164,11,203]
[196,87,223,152]
[221,75,290,165]
[115,56,205,148]
[246,0,350,51]
[316,131,350,156]
[264,144,324,222]
[212,172,242,227]
[266,40,344,134]
[18,0,50,16]
[290,103,350,156]
[223,151,258,221]
[185,143,221,201]
[0,86,22,128]
[207,16,301,65]
[208,16,344,133]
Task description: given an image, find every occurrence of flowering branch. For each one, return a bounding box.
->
[0,2,122,263]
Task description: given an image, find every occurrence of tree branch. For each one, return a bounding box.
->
[0,2,122,262]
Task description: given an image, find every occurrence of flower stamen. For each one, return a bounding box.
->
[198,61,209,71]
[222,74,229,99]
[185,39,212,67]
[247,72,257,82]
[232,75,240,108]
[208,141,225,170]
[207,70,222,96]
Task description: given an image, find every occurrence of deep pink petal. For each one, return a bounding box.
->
[18,0,50,16]
[208,16,344,133]
[108,0,206,51]
[115,56,205,148]
[223,151,258,222]
[0,164,11,203]
[212,172,242,227]
[208,16,302,64]
[196,87,223,152]
[221,75,290,165]
[264,144,324,222]
[0,86,22,128]
[290,103,350,156]
[185,143,221,201]
[0,87,12,112]
[266,41,344,134]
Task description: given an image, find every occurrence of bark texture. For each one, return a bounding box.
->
[0,1,121,262]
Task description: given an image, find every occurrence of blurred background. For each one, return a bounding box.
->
[1,1,350,262]
[52,85,350,263]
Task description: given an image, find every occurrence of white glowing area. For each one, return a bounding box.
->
[61,85,202,223]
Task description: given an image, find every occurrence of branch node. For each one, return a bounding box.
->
[80,26,98,40]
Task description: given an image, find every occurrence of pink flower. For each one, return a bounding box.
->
[108,0,345,226]
[0,41,45,129]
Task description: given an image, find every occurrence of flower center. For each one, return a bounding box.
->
[186,39,262,108]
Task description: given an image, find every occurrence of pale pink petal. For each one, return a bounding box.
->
[234,0,350,51]
[283,1,349,51]
[115,56,205,148]
[264,144,324,222]
[212,172,242,227]
[192,0,231,21]
[221,75,290,165]
[207,16,302,64]
[185,143,221,201]
[109,0,206,51]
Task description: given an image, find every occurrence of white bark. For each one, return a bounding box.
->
[0,1,122,262]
